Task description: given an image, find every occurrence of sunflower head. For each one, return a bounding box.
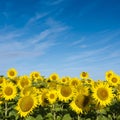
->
[105,70,114,81]
[49,73,59,81]
[2,82,17,101]
[18,75,31,89]
[60,77,69,85]
[70,77,81,87]
[70,93,91,114]
[108,75,120,86]
[46,90,57,104]
[7,68,18,79]
[80,72,89,79]
[0,76,6,86]
[16,94,38,117]
[58,85,73,102]
[92,82,114,106]
[30,71,41,80]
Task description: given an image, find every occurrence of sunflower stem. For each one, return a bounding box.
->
[77,114,80,120]
[52,104,56,120]
[5,101,8,120]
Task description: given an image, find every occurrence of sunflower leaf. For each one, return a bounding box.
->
[25,116,36,120]
[36,115,43,120]
[62,114,72,120]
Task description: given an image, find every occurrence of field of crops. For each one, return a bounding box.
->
[0,68,120,120]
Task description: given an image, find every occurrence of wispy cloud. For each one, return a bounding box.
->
[70,37,85,46]
[26,12,49,26]
[44,0,64,6]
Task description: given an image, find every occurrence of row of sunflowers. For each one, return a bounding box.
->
[0,68,120,120]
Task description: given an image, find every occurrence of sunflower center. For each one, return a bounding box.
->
[35,73,39,78]
[9,71,15,76]
[82,72,87,77]
[20,96,34,112]
[60,86,72,97]
[111,77,117,83]
[21,79,29,87]
[50,94,55,99]
[75,94,84,108]
[71,80,78,86]
[52,75,57,80]
[108,73,112,78]
[62,78,66,82]
[97,88,108,100]
[4,87,13,96]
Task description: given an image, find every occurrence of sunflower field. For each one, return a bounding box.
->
[0,68,120,120]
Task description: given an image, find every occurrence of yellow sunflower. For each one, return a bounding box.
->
[0,76,6,87]
[76,85,89,96]
[57,85,74,102]
[16,94,38,117]
[92,82,114,106]
[80,72,89,79]
[108,74,120,87]
[85,78,94,87]
[20,86,34,97]
[60,77,69,85]
[7,68,18,79]
[17,75,31,89]
[2,82,17,100]
[105,70,114,81]
[70,93,90,114]
[30,71,41,81]
[37,88,48,106]
[46,90,57,104]
[70,77,81,87]
[49,73,59,81]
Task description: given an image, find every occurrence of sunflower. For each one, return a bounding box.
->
[70,77,81,87]
[76,85,89,96]
[20,86,34,97]
[0,76,6,87]
[92,82,114,106]
[105,70,114,81]
[49,73,59,81]
[16,94,38,117]
[18,75,31,89]
[85,78,94,87]
[107,74,120,87]
[46,90,57,104]
[2,82,17,101]
[70,93,90,114]
[80,72,89,79]
[60,77,69,85]
[38,88,48,106]
[7,68,18,79]
[57,85,74,102]
[30,71,41,81]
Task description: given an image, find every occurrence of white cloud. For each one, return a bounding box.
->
[26,12,49,26]
[70,37,85,46]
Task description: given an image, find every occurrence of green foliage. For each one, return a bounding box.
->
[62,114,72,120]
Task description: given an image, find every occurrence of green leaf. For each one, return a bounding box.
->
[97,115,109,120]
[36,115,43,120]
[57,116,62,120]
[45,113,53,119]
[86,118,91,120]
[25,116,36,120]
[117,115,120,120]
[62,114,72,120]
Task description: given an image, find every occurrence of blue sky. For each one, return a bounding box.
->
[0,0,120,80]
